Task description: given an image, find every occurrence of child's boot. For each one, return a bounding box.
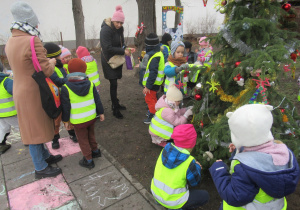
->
[52,134,60,149]
[67,130,78,143]
[92,149,102,158]
[0,133,11,155]
[79,157,95,169]
[143,113,154,124]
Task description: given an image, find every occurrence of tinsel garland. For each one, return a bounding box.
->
[217,86,249,104]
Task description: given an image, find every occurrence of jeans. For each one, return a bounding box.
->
[29,144,50,171]
[109,79,118,106]
[181,189,209,210]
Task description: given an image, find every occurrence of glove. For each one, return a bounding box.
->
[184,109,193,118]
[180,63,190,70]
[175,64,189,74]
[187,106,193,110]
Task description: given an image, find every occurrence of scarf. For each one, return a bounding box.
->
[243,140,289,166]
[10,21,42,41]
[81,55,95,63]
[167,55,187,67]
[165,98,179,113]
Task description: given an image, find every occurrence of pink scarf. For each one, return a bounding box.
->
[243,140,289,166]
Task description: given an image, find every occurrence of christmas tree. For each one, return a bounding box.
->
[190,0,300,171]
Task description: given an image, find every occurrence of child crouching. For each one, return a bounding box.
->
[61,58,105,169]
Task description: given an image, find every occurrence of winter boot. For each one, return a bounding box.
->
[52,134,60,149]
[143,113,154,124]
[68,130,78,143]
[0,133,11,155]
[112,105,123,119]
[79,157,95,169]
[92,149,102,158]
[116,99,126,110]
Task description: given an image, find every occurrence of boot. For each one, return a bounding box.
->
[35,165,62,179]
[92,149,102,158]
[67,130,78,143]
[79,157,95,169]
[45,155,63,165]
[143,113,154,124]
[112,105,123,119]
[117,99,126,110]
[52,134,60,149]
[0,133,11,155]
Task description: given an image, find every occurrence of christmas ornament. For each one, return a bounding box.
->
[290,52,297,62]
[219,7,226,14]
[242,23,250,30]
[203,151,213,161]
[221,0,227,6]
[282,3,291,12]
[195,82,203,90]
[233,74,244,86]
[283,114,288,122]
[203,0,208,7]
[280,108,285,113]
[194,94,202,101]
[235,61,241,67]
[200,120,204,128]
[283,64,291,72]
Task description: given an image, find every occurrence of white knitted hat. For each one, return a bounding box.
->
[226,104,274,152]
[11,1,39,27]
[166,84,183,102]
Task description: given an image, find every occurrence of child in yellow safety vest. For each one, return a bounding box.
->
[61,58,104,169]
[60,45,72,74]
[76,46,101,93]
[0,62,19,154]
[151,124,209,209]
[209,104,300,210]
[44,43,78,149]
[196,36,213,70]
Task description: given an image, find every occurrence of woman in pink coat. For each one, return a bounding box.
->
[5,1,62,179]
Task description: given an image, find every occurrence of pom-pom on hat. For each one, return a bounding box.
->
[199,36,209,46]
[171,41,185,57]
[172,124,197,149]
[226,104,274,153]
[166,84,183,102]
[11,1,39,27]
[60,45,71,59]
[145,33,160,46]
[111,5,125,23]
[44,43,62,58]
[76,46,90,59]
[68,58,87,73]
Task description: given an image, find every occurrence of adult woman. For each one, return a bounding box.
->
[100,5,131,119]
[5,1,62,179]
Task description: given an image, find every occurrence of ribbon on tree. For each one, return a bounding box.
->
[135,22,145,39]
[284,64,291,72]
[206,80,220,93]
[250,77,271,104]
[203,0,208,7]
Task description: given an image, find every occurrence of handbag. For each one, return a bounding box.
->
[30,36,61,119]
[102,36,125,69]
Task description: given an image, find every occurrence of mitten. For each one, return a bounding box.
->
[184,109,193,118]
[180,63,190,70]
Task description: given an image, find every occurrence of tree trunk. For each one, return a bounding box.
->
[135,0,156,56]
[72,0,86,47]
[174,0,181,28]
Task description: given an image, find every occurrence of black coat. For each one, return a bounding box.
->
[100,18,125,80]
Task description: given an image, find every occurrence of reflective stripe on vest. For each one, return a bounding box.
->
[142,51,165,86]
[162,44,171,55]
[0,77,17,117]
[203,50,213,68]
[86,61,100,87]
[151,150,194,209]
[54,66,64,78]
[188,64,201,83]
[223,160,287,210]
[149,108,174,139]
[63,64,69,74]
[164,61,187,94]
[64,81,96,124]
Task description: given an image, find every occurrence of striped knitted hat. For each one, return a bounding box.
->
[60,45,71,59]
[44,43,61,58]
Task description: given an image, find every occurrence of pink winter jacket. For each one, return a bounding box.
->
[149,95,188,137]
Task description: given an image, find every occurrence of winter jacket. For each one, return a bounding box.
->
[186,51,196,64]
[60,74,104,123]
[50,59,67,87]
[144,44,162,91]
[100,18,125,80]
[164,61,188,94]
[0,73,13,95]
[209,149,300,209]
[160,44,170,63]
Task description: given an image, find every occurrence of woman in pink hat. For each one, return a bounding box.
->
[100,5,133,119]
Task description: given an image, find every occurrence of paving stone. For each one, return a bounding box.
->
[105,192,154,210]
[0,161,3,180]
[139,188,165,210]
[1,141,31,166]
[54,200,81,210]
[0,178,9,210]
[56,152,112,183]
[8,174,74,210]
[69,165,136,209]
[45,137,81,157]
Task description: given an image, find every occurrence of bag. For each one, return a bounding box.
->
[30,36,61,119]
[125,55,133,70]
[107,55,125,69]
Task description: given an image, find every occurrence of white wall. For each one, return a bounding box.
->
[0,0,224,44]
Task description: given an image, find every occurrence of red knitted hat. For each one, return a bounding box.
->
[76,46,90,59]
[171,124,197,149]
[68,58,87,73]
[111,5,125,23]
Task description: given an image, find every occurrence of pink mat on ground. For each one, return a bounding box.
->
[45,137,81,157]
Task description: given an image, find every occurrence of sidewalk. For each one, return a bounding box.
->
[0,127,164,210]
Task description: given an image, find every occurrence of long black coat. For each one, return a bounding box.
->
[100,18,125,80]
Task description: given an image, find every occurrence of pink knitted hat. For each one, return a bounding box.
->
[111,5,125,23]
[60,46,71,59]
[172,124,197,149]
[199,36,209,46]
[76,46,90,59]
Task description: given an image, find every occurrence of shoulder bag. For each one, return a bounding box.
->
[102,36,125,69]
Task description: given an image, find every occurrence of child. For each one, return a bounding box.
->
[142,33,165,124]
[138,50,147,87]
[209,104,300,209]
[0,61,19,154]
[196,36,213,70]
[60,45,72,74]
[149,84,193,147]
[61,58,104,169]
[164,41,190,95]
[184,41,196,64]
[160,33,172,63]
[76,46,101,93]
[44,43,77,149]
[151,124,209,209]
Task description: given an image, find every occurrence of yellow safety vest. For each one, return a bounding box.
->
[162,44,171,55]
[164,61,187,94]
[63,81,96,124]
[188,64,202,83]
[202,49,213,71]
[151,147,194,209]
[63,64,69,74]
[54,66,64,78]
[149,107,174,139]
[223,160,287,210]
[0,77,17,117]
[142,51,165,86]
[86,60,100,87]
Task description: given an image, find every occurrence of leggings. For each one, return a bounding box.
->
[109,79,118,106]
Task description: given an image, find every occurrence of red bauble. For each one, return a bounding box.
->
[194,94,202,101]
[282,3,291,12]
[235,61,241,67]
[221,0,227,6]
